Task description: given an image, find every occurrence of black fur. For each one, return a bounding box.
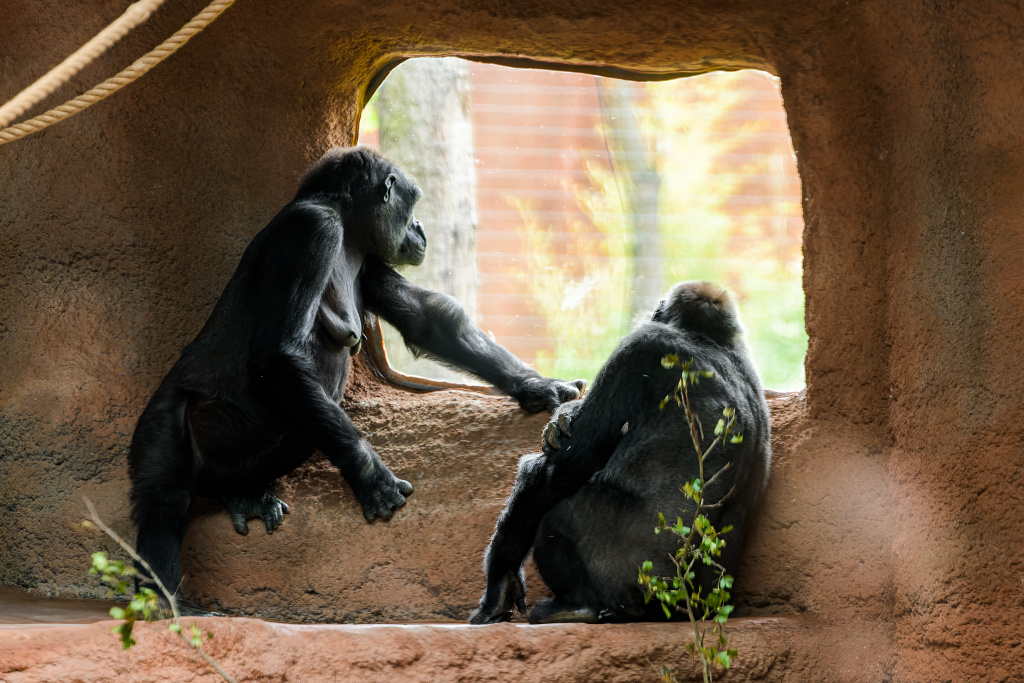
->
[128,146,584,599]
[470,281,771,624]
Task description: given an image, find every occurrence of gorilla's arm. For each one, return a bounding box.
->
[248,206,411,521]
[361,257,585,412]
[471,340,661,623]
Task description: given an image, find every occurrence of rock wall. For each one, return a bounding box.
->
[2,1,1023,681]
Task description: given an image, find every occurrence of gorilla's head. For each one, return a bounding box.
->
[296,146,427,266]
[651,281,743,346]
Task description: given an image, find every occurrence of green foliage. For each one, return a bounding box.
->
[89,551,163,649]
[82,504,235,683]
[638,356,742,683]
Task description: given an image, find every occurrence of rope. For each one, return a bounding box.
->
[0,0,169,129]
[0,0,236,146]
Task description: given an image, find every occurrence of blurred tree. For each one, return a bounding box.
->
[596,80,663,320]
[374,58,479,382]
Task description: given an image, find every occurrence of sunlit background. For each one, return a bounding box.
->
[359,59,806,390]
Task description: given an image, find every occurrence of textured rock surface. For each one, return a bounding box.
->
[3,1,1024,681]
[0,615,875,682]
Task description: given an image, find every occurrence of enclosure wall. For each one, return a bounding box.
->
[1,1,1022,680]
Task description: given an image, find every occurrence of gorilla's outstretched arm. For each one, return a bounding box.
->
[362,257,585,412]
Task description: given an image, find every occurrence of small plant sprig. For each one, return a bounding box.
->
[82,498,236,683]
[639,355,742,683]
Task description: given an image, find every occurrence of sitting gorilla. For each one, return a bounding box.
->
[128,146,585,599]
[470,281,771,624]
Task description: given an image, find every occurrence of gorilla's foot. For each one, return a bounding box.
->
[175,599,225,618]
[469,571,526,624]
[227,486,290,535]
[527,598,599,624]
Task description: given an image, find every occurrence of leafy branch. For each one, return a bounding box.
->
[82,498,237,683]
[639,355,741,683]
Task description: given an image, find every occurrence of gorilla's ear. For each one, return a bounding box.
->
[383,174,397,203]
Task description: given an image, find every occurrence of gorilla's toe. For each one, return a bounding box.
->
[469,605,513,625]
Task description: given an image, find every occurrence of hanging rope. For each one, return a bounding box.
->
[0,0,236,146]
[0,0,169,129]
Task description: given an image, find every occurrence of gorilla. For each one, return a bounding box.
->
[128,146,585,600]
[470,281,771,624]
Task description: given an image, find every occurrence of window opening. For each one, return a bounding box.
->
[358,58,806,391]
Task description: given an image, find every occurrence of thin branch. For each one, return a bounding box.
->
[185,637,237,683]
[699,436,723,464]
[700,484,737,510]
[702,462,733,492]
[83,498,237,683]
[83,498,181,622]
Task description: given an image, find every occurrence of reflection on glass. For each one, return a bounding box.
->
[359,58,806,391]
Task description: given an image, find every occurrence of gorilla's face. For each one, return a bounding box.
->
[394,216,427,266]
[369,168,427,267]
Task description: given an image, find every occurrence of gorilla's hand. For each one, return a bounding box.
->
[542,399,584,456]
[469,570,526,624]
[351,448,414,522]
[510,376,587,413]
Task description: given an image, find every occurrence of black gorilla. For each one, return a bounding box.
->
[129,146,585,598]
[470,281,771,624]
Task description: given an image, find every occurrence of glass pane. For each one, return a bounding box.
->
[359,58,806,390]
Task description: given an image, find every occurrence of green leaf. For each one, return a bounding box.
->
[716,650,733,669]
[91,552,108,572]
[659,396,670,410]
[730,434,744,444]
[109,607,125,620]
[661,354,679,369]
[661,603,672,619]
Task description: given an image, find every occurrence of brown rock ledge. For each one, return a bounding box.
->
[0,615,830,682]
